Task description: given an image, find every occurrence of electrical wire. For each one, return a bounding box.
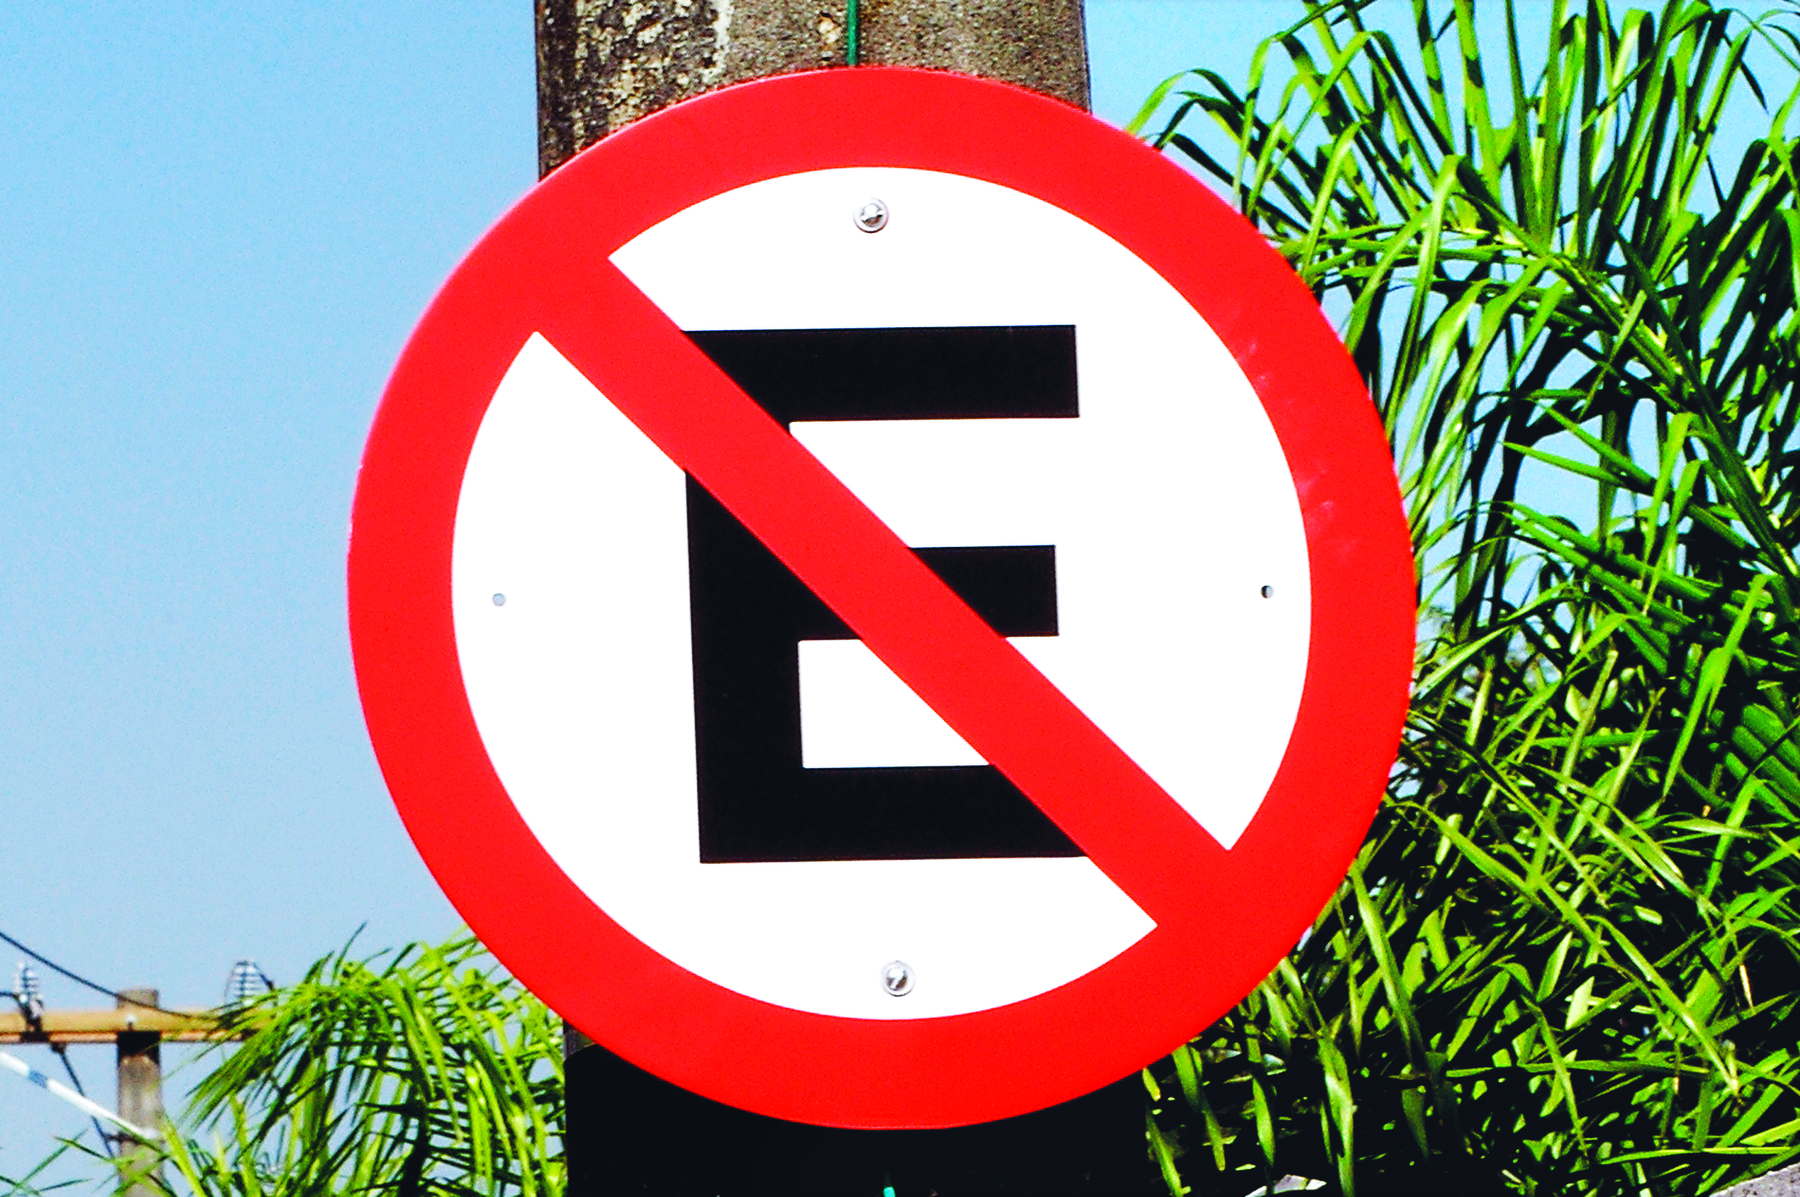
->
[0,926,189,1016]
[50,1044,113,1157]
[1,926,195,1154]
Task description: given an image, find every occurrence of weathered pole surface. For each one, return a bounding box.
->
[540,0,1091,1068]
[115,987,163,1197]
[1715,1164,1800,1197]
[536,0,1089,176]
[540,0,1090,1070]
[536,0,1094,1065]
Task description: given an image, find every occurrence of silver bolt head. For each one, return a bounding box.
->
[881,960,914,996]
[853,198,889,233]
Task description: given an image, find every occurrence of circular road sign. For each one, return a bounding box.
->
[349,67,1414,1130]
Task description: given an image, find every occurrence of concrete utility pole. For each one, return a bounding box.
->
[538,4,1120,1191]
[536,0,1090,175]
[536,0,1090,1066]
[3,993,242,1191]
[114,988,163,1197]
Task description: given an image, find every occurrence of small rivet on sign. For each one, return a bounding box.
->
[881,960,914,996]
[853,198,889,233]
[492,593,507,607]
[1260,585,1274,599]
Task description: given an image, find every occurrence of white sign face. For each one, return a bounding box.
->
[447,167,1311,1020]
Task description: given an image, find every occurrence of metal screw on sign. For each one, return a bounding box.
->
[853,198,889,233]
[880,960,914,996]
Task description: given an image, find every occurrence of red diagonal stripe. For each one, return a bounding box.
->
[536,262,1226,929]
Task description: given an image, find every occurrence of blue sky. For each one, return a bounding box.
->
[0,0,1291,1168]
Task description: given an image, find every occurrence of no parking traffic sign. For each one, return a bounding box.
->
[349,68,1413,1129]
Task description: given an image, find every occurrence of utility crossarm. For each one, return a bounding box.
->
[0,1007,237,1044]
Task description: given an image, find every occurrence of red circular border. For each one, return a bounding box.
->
[349,68,1414,1129]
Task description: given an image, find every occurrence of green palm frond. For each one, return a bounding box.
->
[1143,1,1800,1194]
[145,934,565,1197]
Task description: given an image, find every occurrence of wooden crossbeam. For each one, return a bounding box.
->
[0,1007,238,1044]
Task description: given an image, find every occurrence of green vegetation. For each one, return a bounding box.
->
[1134,0,1800,1193]
[144,938,560,1197]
